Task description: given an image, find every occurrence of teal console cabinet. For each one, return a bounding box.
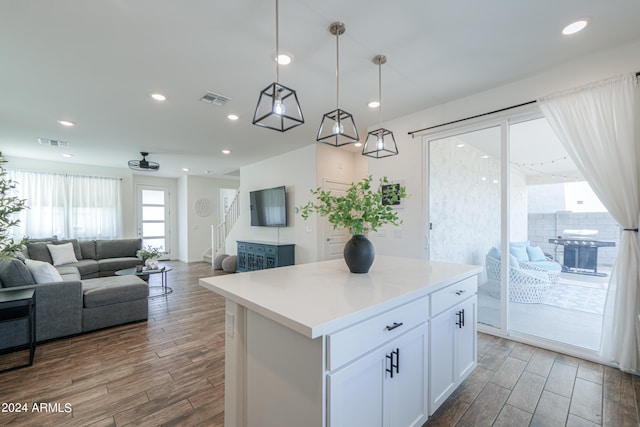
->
[236,240,295,272]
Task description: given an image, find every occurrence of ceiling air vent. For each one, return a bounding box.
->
[38,138,70,148]
[199,91,231,106]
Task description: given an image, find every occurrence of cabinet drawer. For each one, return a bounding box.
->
[265,246,276,255]
[430,276,477,316]
[247,244,265,253]
[237,243,247,251]
[327,296,429,371]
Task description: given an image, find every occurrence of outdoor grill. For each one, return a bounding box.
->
[549,231,615,276]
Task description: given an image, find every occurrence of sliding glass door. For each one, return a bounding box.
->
[428,125,503,330]
[426,113,616,355]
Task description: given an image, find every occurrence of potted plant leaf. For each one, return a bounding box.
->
[0,153,27,258]
[136,245,165,270]
[299,175,407,273]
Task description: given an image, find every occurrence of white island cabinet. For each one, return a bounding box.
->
[200,256,481,427]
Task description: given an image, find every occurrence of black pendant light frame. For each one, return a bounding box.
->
[252,0,304,132]
[317,22,359,146]
[363,54,399,158]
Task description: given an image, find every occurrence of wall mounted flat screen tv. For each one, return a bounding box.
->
[249,186,287,227]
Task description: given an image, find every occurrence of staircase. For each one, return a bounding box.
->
[210,189,240,259]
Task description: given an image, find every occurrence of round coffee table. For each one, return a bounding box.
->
[115,266,173,298]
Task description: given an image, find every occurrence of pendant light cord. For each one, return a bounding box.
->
[378,61,382,127]
[335,30,340,110]
[275,0,279,84]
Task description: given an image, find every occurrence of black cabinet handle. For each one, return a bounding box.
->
[385,322,404,331]
[455,309,466,328]
[386,349,400,378]
[455,289,466,296]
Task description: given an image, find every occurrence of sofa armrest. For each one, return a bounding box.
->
[0,280,83,342]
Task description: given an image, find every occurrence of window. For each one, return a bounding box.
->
[8,169,122,240]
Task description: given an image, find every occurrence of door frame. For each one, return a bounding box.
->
[136,183,172,259]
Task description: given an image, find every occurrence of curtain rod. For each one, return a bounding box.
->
[409,70,640,137]
[7,168,123,181]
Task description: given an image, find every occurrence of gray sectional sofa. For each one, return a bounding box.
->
[0,238,149,350]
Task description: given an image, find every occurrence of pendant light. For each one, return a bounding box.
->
[362,55,398,158]
[317,22,359,146]
[252,0,304,132]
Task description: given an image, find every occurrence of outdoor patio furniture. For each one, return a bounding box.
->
[485,254,554,303]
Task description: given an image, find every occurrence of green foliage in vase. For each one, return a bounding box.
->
[136,245,165,260]
[0,153,28,258]
[299,175,408,236]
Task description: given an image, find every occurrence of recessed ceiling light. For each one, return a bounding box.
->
[227,114,239,121]
[150,93,167,101]
[182,167,190,172]
[222,149,231,155]
[354,142,363,148]
[481,155,489,159]
[368,101,380,109]
[275,53,293,65]
[57,120,75,127]
[562,20,588,35]
[456,143,465,148]
[62,153,73,158]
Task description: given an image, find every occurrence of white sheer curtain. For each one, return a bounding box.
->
[538,73,640,372]
[8,170,123,240]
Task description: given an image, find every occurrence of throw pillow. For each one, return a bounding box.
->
[213,254,228,270]
[508,254,520,268]
[509,244,530,262]
[47,242,78,266]
[25,259,63,283]
[487,247,501,260]
[527,246,546,262]
[0,258,36,287]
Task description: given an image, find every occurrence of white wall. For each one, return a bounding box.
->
[226,145,319,264]
[180,176,239,262]
[368,39,640,261]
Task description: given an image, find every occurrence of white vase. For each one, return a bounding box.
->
[145,257,159,270]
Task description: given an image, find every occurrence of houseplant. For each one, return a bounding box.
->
[299,175,407,273]
[0,153,27,258]
[136,245,165,269]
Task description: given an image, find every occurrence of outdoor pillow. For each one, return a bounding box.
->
[25,259,63,283]
[510,240,530,248]
[527,245,546,262]
[487,247,501,259]
[47,242,78,266]
[509,254,520,268]
[509,245,529,262]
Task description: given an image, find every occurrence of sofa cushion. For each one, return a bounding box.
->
[487,247,501,260]
[82,276,148,308]
[96,239,142,260]
[26,241,54,264]
[97,257,141,274]
[48,242,79,266]
[0,258,35,288]
[56,265,82,281]
[66,259,100,278]
[80,240,97,260]
[25,259,63,283]
[528,260,562,272]
[27,235,58,243]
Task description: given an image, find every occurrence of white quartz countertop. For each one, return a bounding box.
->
[199,256,482,339]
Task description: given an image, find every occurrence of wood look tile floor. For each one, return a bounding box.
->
[1,261,639,426]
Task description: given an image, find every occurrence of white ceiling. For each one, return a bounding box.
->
[2,0,640,178]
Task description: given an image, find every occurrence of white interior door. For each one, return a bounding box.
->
[322,179,350,260]
[137,184,170,257]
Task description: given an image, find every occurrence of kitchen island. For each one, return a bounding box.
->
[200,255,482,427]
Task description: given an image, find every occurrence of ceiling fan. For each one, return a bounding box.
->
[128,152,160,172]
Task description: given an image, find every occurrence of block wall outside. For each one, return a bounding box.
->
[527,212,620,267]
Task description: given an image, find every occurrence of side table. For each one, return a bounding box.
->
[0,289,36,372]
